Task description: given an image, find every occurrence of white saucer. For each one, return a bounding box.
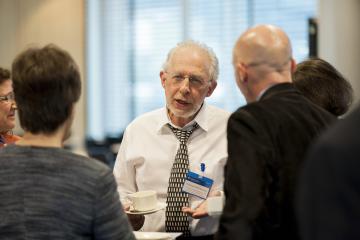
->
[134,232,171,240]
[126,202,166,215]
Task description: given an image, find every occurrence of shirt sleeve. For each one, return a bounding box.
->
[93,168,136,240]
[208,155,227,196]
[113,128,138,202]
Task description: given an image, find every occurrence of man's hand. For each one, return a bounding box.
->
[182,200,209,219]
[182,191,224,219]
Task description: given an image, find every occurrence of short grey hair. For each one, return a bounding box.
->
[162,40,219,82]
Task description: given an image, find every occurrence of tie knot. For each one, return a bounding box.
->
[168,123,199,143]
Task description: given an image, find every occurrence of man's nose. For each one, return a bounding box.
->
[179,77,191,93]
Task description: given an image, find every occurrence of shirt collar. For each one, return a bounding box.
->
[156,102,209,133]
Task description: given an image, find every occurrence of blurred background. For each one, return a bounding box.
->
[0,0,359,166]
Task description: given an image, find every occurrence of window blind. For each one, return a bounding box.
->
[86,0,316,141]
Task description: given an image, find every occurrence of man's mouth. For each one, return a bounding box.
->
[175,99,190,106]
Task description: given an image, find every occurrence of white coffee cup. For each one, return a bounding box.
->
[128,190,157,212]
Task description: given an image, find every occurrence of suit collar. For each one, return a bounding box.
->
[259,82,298,101]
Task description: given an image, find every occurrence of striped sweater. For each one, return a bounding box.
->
[0,145,135,240]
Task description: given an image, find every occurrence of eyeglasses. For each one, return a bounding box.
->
[166,72,210,89]
[0,92,15,103]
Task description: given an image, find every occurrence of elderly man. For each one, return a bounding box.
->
[114,40,230,239]
[217,25,335,240]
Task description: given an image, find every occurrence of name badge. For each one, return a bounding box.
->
[182,171,213,199]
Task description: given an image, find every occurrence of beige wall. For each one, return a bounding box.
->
[318,0,360,107]
[0,0,85,152]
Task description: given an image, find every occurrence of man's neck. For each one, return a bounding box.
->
[16,130,64,148]
[168,104,203,128]
[169,112,199,128]
[251,74,292,102]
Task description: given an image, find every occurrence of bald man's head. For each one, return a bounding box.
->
[233,24,293,71]
[232,25,295,103]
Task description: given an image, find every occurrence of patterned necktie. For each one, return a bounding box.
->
[165,123,199,236]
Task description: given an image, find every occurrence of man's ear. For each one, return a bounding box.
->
[290,58,296,73]
[236,62,248,83]
[160,71,166,88]
[206,80,217,97]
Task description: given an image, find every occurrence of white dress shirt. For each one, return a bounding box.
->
[113,103,230,236]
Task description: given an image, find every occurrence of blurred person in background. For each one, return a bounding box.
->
[217,25,335,240]
[0,45,135,240]
[0,67,21,147]
[293,57,353,117]
[297,103,360,240]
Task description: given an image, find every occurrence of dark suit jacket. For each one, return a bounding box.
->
[217,83,336,240]
[297,105,360,240]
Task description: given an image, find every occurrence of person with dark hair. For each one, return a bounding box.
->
[0,67,21,147]
[293,58,353,116]
[0,44,135,240]
[217,25,335,240]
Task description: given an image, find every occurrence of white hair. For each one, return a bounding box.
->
[162,40,219,82]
